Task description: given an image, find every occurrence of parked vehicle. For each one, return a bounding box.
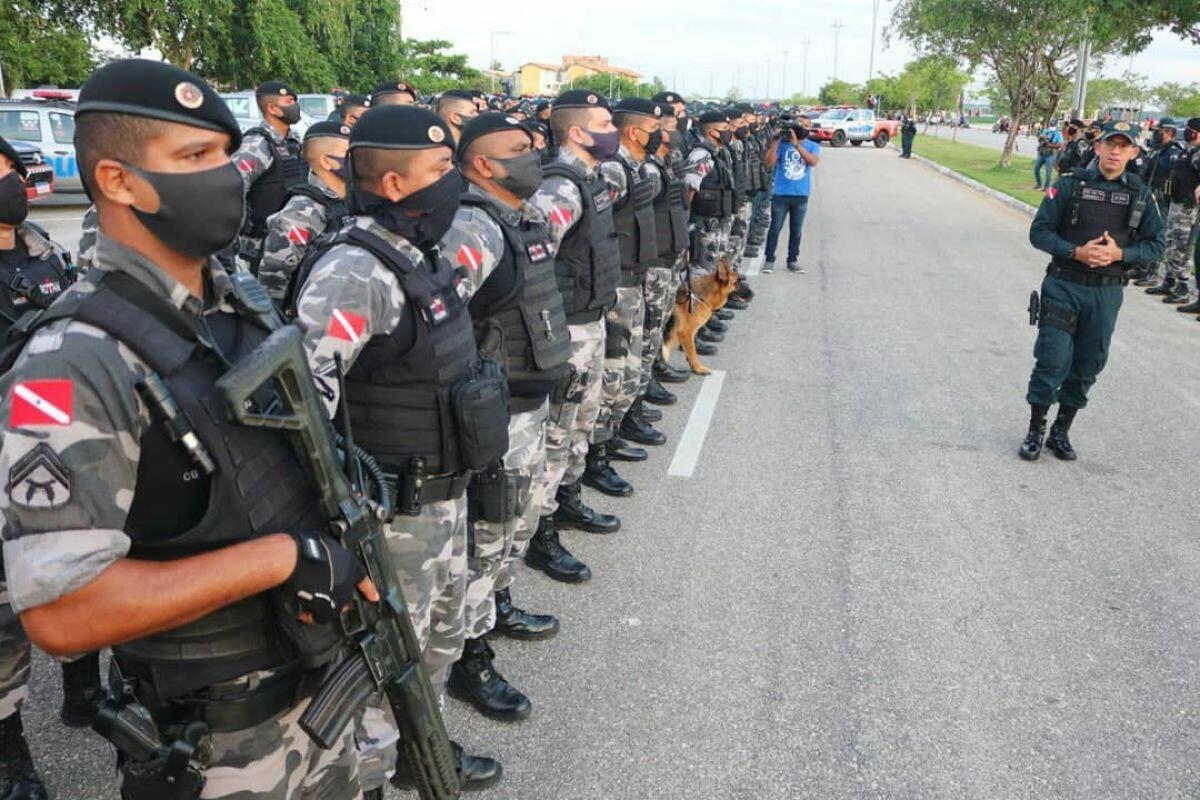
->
[220,92,315,137]
[11,141,55,201]
[808,107,900,148]
[0,99,80,192]
[297,93,336,121]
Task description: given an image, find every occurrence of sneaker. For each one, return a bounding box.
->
[786,262,804,273]
[761,260,775,274]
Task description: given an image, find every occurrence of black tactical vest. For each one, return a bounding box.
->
[746,135,763,193]
[608,157,657,281]
[0,228,73,340]
[244,128,307,237]
[541,161,621,323]
[461,194,571,413]
[1052,171,1141,279]
[1147,141,1184,192]
[22,269,326,700]
[290,183,349,229]
[690,140,734,219]
[326,227,481,474]
[1167,147,1200,206]
[731,140,749,199]
[646,156,688,259]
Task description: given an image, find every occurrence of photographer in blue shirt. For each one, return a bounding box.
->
[1034,124,1065,190]
[763,115,820,273]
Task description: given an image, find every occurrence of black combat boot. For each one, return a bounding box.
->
[582,443,633,497]
[59,650,102,728]
[0,713,48,800]
[1046,406,1078,461]
[652,362,688,385]
[1018,404,1049,461]
[644,377,678,405]
[639,403,663,422]
[697,325,724,343]
[391,740,503,792]
[1177,296,1200,313]
[1145,277,1175,295]
[706,317,728,333]
[732,278,754,301]
[525,516,593,582]
[493,587,560,640]
[1133,269,1160,287]
[715,308,735,320]
[606,436,648,462]
[448,636,532,722]
[1163,279,1190,304]
[363,789,384,800]
[554,481,621,533]
[619,399,667,446]
[724,296,749,311]
[695,339,719,356]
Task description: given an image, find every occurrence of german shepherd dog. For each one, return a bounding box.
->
[661,259,741,375]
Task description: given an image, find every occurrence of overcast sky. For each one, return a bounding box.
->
[404,0,1200,98]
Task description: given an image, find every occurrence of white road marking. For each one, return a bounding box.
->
[667,370,726,478]
[28,214,85,222]
[743,252,764,277]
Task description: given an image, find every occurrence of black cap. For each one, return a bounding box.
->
[553,90,610,111]
[456,112,534,160]
[255,81,296,98]
[652,91,684,105]
[440,89,475,103]
[304,120,352,143]
[698,110,727,125]
[612,98,664,119]
[1187,117,1200,134]
[350,105,454,152]
[1098,120,1140,142]
[342,93,371,109]
[0,136,27,178]
[371,80,418,101]
[75,58,242,149]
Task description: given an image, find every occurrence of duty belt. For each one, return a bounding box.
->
[383,466,470,514]
[1046,263,1126,287]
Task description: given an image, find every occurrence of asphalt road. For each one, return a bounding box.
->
[21,146,1200,799]
[918,123,1046,154]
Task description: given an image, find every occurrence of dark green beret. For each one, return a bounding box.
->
[372,80,418,101]
[350,105,453,151]
[553,90,610,111]
[256,81,296,98]
[456,112,533,160]
[75,58,242,149]
[698,110,727,125]
[0,136,27,178]
[304,120,352,143]
[613,98,664,119]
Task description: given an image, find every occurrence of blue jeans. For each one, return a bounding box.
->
[1033,153,1057,188]
[765,194,809,264]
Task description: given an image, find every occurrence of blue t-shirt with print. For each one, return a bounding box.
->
[772,138,821,197]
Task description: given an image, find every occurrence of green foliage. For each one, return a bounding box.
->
[561,73,663,102]
[0,2,94,89]
[783,94,820,107]
[1077,72,1149,115]
[396,38,482,93]
[1154,82,1200,118]
[818,79,864,106]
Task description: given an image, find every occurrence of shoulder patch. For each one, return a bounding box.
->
[7,442,71,509]
[10,379,73,427]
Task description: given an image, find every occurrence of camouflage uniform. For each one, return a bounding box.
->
[639,156,682,394]
[76,204,98,273]
[294,216,468,792]
[1161,201,1199,285]
[0,233,360,799]
[0,580,29,724]
[437,193,549,637]
[529,149,607,515]
[258,172,344,302]
[232,125,302,271]
[727,138,751,269]
[593,147,647,444]
[683,145,723,274]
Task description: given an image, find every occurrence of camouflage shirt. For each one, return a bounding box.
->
[436,183,547,297]
[598,145,640,208]
[232,124,301,190]
[528,148,595,253]
[683,144,717,192]
[76,204,98,273]
[258,172,344,302]
[292,216,421,415]
[0,233,244,613]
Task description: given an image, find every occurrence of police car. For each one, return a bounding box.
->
[0,98,80,193]
[809,107,900,148]
[12,141,55,201]
[220,92,315,138]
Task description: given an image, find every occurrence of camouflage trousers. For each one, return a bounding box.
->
[1161,202,1198,282]
[693,216,726,275]
[464,402,549,639]
[592,285,645,444]
[639,260,682,396]
[0,581,30,721]
[198,691,361,799]
[356,497,468,790]
[748,191,772,245]
[541,320,605,516]
[727,201,752,269]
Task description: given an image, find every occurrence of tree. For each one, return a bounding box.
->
[1153,82,1200,118]
[93,0,237,74]
[563,73,661,101]
[0,2,94,90]
[818,79,864,106]
[396,38,482,93]
[1075,72,1148,117]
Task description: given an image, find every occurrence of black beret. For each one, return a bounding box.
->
[350,105,454,151]
[1187,117,1200,133]
[256,81,296,98]
[522,120,549,138]
[304,120,352,143]
[0,136,27,178]
[342,93,371,109]
[553,90,610,111]
[612,98,664,119]
[440,89,475,102]
[534,100,551,113]
[470,89,485,99]
[652,91,684,105]
[456,112,534,160]
[698,110,727,125]
[372,80,418,100]
[1069,118,1085,128]
[733,103,754,114]
[75,58,242,149]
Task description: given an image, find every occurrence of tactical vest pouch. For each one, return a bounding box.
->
[119,752,205,800]
[693,188,722,218]
[467,461,516,524]
[450,356,511,470]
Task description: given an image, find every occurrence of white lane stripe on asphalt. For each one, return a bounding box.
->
[743,251,763,276]
[667,370,726,478]
[28,215,84,222]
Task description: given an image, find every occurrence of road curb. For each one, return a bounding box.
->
[890,143,1038,219]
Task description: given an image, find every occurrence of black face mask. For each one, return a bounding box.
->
[642,129,664,153]
[0,172,29,226]
[582,128,621,161]
[354,169,464,251]
[750,123,760,133]
[124,161,245,258]
[327,155,346,180]
[734,127,749,140]
[488,151,543,199]
[1187,128,1200,144]
[718,130,733,146]
[666,130,684,151]
[1150,131,1164,148]
[278,104,302,125]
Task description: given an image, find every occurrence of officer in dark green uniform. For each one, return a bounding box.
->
[1020,120,1166,461]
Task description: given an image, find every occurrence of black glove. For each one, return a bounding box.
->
[282,531,367,625]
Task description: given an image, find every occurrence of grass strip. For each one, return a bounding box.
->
[910,135,1046,209]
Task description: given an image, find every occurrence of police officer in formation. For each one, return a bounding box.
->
[1020,121,1165,461]
[1141,117,1200,309]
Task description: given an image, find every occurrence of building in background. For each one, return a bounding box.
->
[515,55,640,96]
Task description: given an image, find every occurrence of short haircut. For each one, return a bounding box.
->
[612,111,653,132]
[549,107,593,143]
[351,147,418,188]
[256,92,283,115]
[437,96,475,116]
[74,112,167,197]
[302,135,344,165]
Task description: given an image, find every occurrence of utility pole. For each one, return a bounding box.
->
[489,30,512,93]
[766,58,771,103]
[709,71,714,98]
[831,20,845,82]
[1070,14,1092,118]
[782,49,790,101]
[798,39,811,97]
[867,0,881,82]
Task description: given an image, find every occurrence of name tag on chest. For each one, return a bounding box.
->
[591,189,612,213]
[526,241,551,263]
